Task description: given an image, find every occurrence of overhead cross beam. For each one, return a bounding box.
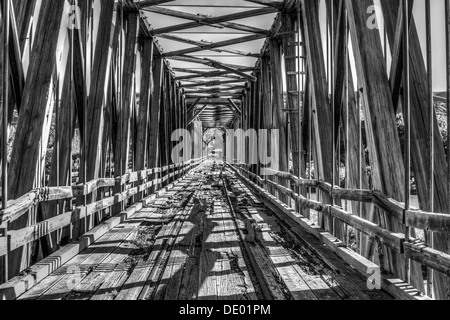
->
[145,7,271,35]
[186,94,243,100]
[243,0,284,9]
[184,90,245,96]
[186,98,242,105]
[151,7,277,35]
[183,86,246,94]
[205,58,257,82]
[188,105,209,125]
[170,55,256,81]
[159,34,259,58]
[176,68,253,81]
[173,68,209,75]
[181,79,248,88]
[186,97,201,114]
[228,99,242,115]
[164,34,267,57]
[169,55,252,71]
[138,0,176,9]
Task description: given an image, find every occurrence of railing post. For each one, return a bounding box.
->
[2,0,10,211]
[0,222,9,283]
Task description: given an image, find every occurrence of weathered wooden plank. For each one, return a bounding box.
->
[232,165,422,300]
[17,230,123,301]
[269,38,289,205]
[153,8,275,35]
[165,34,267,58]
[114,12,139,177]
[11,0,37,53]
[80,0,117,183]
[300,0,333,230]
[148,56,163,172]
[0,204,142,300]
[40,44,78,255]
[381,0,449,299]
[345,0,408,280]
[148,7,271,35]
[6,0,68,280]
[146,203,196,300]
[282,13,300,180]
[135,39,154,175]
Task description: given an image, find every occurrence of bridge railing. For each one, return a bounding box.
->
[0,157,205,285]
[229,162,450,300]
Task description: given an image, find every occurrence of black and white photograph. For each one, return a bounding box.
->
[0,0,449,312]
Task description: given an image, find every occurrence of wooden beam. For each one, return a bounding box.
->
[186,98,242,104]
[176,69,253,81]
[159,35,259,58]
[282,13,300,178]
[81,1,118,182]
[188,105,209,125]
[164,34,267,57]
[11,0,36,54]
[146,7,271,35]
[152,7,276,35]
[184,89,245,95]
[185,94,243,99]
[168,54,253,71]
[269,38,289,204]
[381,0,449,299]
[205,58,257,82]
[39,45,78,256]
[135,39,154,172]
[300,0,333,190]
[148,56,164,169]
[6,0,67,279]
[243,0,284,9]
[114,12,139,177]
[187,97,201,114]
[3,3,24,112]
[228,99,242,115]
[138,0,176,8]
[159,69,169,168]
[345,0,407,280]
[181,79,248,88]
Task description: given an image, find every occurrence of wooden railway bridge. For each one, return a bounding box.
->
[0,0,450,300]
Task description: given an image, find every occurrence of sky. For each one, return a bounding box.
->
[414,0,447,91]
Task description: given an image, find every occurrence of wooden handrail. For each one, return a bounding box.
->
[231,164,450,279]
[0,158,205,224]
[236,165,450,233]
[0,157,205,258]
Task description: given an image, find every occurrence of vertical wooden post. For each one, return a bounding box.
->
[6,0,67,277]
[114,11,139,179]
[381,0,449,298]
[148,56,163,190]
[282,13,301,179]
[301,0,333,229]
[345,0,408,280]
[261,56,272,193]
[1,0,10,209]
[0,4,10,282]
[269,38,289,204]
[136,38,154,198]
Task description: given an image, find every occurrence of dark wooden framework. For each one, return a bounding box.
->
[0,0,449,301]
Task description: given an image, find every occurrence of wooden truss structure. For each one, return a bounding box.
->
[0,0,450,300]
